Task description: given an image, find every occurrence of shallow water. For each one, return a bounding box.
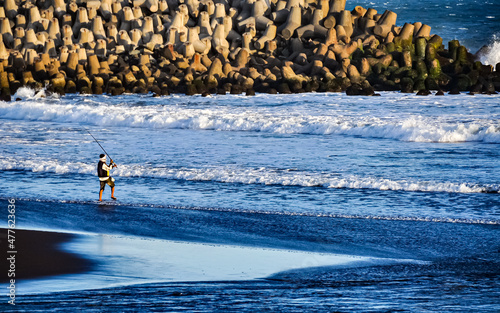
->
[2,91,499,223]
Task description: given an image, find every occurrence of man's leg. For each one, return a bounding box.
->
[109,178,116,200]
[99,181,105,201]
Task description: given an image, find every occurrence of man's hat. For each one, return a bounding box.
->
[100,154,106,158]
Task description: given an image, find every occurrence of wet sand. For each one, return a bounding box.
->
[9,229,402,295]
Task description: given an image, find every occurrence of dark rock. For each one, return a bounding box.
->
[339,77,352,91]
[448,40,460,61]
[428,35,444,51]
[468,70,480,86]
[160,87,170,96]
[454,74,472,91]
[79,86,92,94]
[132,79,147,90]
[456,46,469,65]
[470,83,482,94]
[76,77,91,91]
[483,81,497,94]
[65,80,77,93]
[400,77,414,93]
[391,67,411,80]
[413,79,426,92]
[132,86,148,94]
[0,88,11,102]
[436,73,452,88]
[435,90,445,96]
[149,85,161,95]
[110,87,125,96]
[346,83,375,96]
[323,80,342,92]
[92,86,103,95]
[288,81,303,93]
[230,85,243,95]
[304,80,320,92]
[278,83,291,94]
[425,77,439,91]
[416,90,431,96]
[9,80,23,94]
[373,63,385,75]
[346,84,364,95]
[185,84,197,95]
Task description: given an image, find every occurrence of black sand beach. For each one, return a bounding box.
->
[1,228,92,282]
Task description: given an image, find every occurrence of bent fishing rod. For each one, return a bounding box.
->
[85,128,118,167]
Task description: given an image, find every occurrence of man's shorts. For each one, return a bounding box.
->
[100,177,115,191]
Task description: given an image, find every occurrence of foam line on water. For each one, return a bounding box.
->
[1,157,498,194]
[4,197,500,225]
[1,95,500,143]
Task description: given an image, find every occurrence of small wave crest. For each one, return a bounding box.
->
[4,197,499,226]
[2,157,498,194]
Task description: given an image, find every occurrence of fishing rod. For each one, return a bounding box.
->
[85,128,118,167]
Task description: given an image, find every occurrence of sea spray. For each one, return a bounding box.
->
[479,34,500,66]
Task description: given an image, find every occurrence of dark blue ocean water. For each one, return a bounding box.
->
[355,0,500,54]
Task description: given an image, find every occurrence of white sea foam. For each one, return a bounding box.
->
[479,35,500,66]
[1,157,497,194]
[13,86,55,100]
[1,98,499,143]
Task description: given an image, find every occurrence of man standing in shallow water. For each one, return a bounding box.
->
[97,154,117,201]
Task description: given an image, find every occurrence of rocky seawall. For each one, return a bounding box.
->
[0,0,499,100]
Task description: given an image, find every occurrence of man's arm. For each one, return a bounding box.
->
[102,162,113,171]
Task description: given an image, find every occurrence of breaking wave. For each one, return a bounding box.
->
[1,97,499,143]
[478,34,500,66]
[1,157,498,194]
